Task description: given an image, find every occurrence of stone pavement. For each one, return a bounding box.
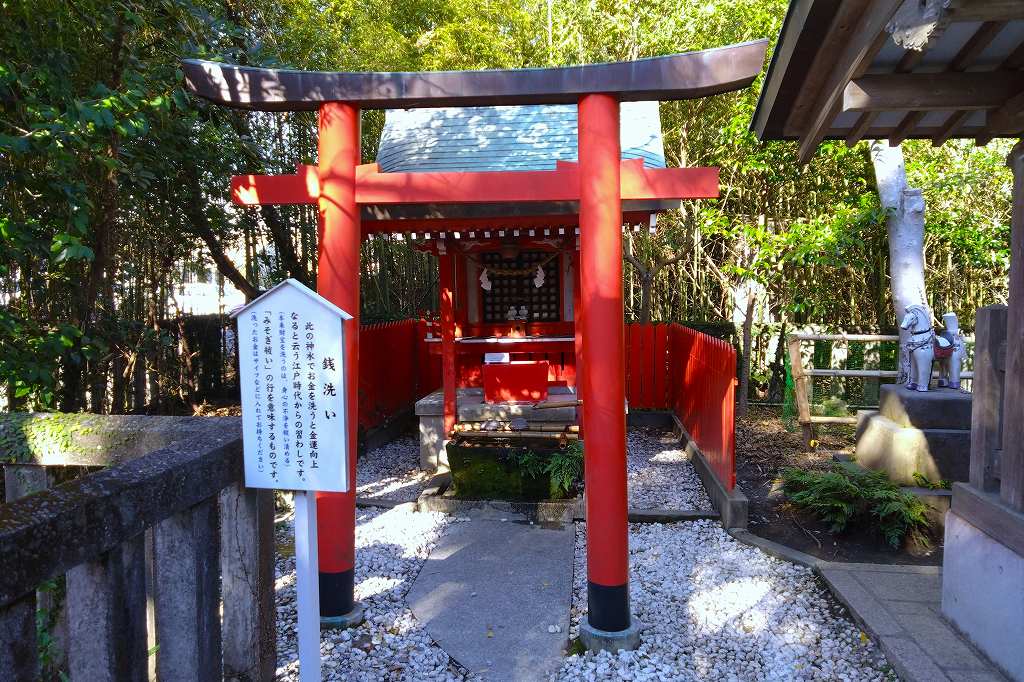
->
[819,563,1009,682]
[407,512,574,681]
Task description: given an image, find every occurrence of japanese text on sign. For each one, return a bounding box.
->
[234,280,350,492]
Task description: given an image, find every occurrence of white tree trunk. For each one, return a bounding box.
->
[870,141,928,382]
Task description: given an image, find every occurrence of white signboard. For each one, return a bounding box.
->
[232,279,352,492]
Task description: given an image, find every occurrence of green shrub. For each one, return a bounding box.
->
[545,441,584,495]
[782,465,931,548]
[912,472,952,490]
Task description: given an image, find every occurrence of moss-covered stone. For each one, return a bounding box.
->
[447,439,572,501]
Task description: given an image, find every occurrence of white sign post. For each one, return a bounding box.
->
[232,278,353,682]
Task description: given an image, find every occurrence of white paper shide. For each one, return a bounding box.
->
[232,279,353,492]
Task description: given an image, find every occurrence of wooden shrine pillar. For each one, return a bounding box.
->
[439,251,458,436]
[573,250,584,434]
[316,101,362,622]
[577,93,634,641]
[1003,141,1024,511]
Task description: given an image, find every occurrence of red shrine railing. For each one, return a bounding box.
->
[668,324,737,490]
[357,320,737,490]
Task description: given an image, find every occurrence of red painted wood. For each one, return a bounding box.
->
[231,161,718,208]
[315,102,360,587]
[578,94,629,593]
[667,323,736,490]
[653,325,668,409]
[627,324,643,407]
[439,253,458,436]
[483,361,550,403]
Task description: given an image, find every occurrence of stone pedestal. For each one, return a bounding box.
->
[414,387,578,471]
[855,384,972,484]
[943,507,1024,681]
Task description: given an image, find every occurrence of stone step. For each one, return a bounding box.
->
[878,384,972,430]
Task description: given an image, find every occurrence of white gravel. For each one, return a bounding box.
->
[356,436,432,502]
[628,428,713,512]
[560,520,894,682]
[274,505,467,680]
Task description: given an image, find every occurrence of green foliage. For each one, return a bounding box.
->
[545,441,584,495]
[912,472,952,491]
[0,0,1012,412]
[513,449,547,480]
[782,465,931,549]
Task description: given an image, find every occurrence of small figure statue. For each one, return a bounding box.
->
[506,305,518,321]
[518,305,528,321]
[935,312,966,390]
[899,303,935,392]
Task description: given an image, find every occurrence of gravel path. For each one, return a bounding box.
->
[628,428,713,512]
[274,505,468,681]
[560,520,894,682]
[356,436,432,503]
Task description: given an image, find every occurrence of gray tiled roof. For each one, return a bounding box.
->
[376,101,666,173]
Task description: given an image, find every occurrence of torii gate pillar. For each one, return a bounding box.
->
[316,101,363,625]
[577,93,638,649]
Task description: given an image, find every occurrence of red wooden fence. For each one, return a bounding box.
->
[358,320,737,491]
[668,323,737,490]
[358,320,421,431]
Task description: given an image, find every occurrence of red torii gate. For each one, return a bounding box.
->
[183,40,766,647]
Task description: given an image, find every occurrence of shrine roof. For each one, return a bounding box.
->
[751,0,1024,162]
[376,102,665,173]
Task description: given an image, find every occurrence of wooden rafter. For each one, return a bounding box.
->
[885,20,1008,145]
[846,48,924,148]
[797,0,901,164]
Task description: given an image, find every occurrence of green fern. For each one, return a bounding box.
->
[782,464,932,548]
[545,441,584,495]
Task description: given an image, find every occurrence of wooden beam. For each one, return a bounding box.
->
[798,0,902,164]
[933,110,973,146]
[846,47,922,147]
[1001,140,1024,512]
[846,111,879,147]
[844,72,1024,112]
[951,21,1007,70]
[231,160,720,207]
[977,90,1024,145]
[786,0,882,135]
[949,0,1024,22]
[182,41,769,111]
[889,110,926,145]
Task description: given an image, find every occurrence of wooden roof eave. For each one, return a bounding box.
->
[752,0,1024,160]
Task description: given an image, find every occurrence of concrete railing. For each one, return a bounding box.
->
[0,414,275,681]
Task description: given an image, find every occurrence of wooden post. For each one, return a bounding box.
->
[578,93,632,635]
[787,334,814,446]
[316,100,361,619]
[220,483,276,681]
[440,251,457,436]
[153,498,222,681]
[66,535,148,681]
[1002,141,1024,511]
[970,305,1007,493]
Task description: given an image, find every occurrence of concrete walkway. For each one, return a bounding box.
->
[407,513,574,681]
[820,563,1008,682]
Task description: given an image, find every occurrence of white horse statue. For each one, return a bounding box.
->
[899,304,965,392]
